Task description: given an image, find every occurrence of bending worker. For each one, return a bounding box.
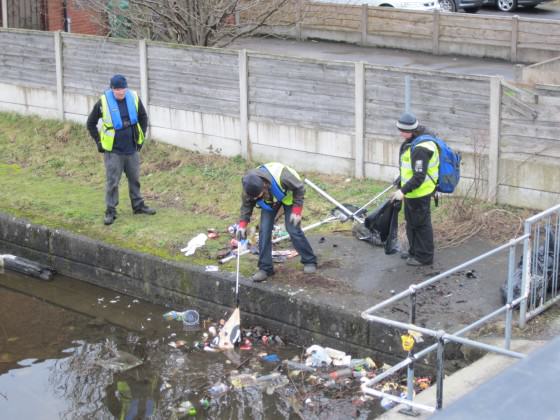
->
[237,162,318,282]
[391,112,439,266]
[87,74,156,225]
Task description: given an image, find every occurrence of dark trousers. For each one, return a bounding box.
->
[258,205,317,274]
[104,152,144,212]
[404,195,434,264]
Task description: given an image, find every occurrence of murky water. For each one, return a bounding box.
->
[0,271,384,419]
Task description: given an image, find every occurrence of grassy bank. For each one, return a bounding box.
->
[0,112,529,273]
[0,112,389,271]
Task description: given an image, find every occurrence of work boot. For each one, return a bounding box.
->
[104,208,117,225]
[303,264,317,274]
[251,270,271,283]
[133,205,157,215]
[406,257,432,267]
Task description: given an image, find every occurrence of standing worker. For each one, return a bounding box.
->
[87,74,156,225]
[237,163,318,282]
[391,112,439,266]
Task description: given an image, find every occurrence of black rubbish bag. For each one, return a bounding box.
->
[500,232,559,304]
[364,199,401,255]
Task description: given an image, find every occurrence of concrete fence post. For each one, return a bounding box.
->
[296,0,303,41]
[432,10,440,55]
[239,49,249,159]
[2,0,7,28]
[138,39,149,135]
[487,76,502,203]
[354,61,365,179]
[54,31,64,121]
[361,4,368,46]
[511,15,519,63]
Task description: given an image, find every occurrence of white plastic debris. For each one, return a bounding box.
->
[181,233,208,256]
[205,265,219,272]
[305,345,332,367]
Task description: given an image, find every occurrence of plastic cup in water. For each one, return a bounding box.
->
[182,310,200,326]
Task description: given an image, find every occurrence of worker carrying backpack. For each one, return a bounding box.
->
[411,134,461,194]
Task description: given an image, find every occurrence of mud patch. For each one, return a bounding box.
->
[275,266,352,292]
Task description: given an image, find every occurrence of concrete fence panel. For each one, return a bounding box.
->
[517,19,560,63]
[0,29,55,88]
[62,34,140,96]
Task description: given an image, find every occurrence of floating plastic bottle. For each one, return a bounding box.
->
[328,368,353,380]
[162,309,200,325]
[282,360,317,372]
[208,382,229,397]
[348,357,376,369]
[177,401,197,416]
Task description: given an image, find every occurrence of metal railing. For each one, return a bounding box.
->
[361,203,560,413]
[520,203,560,327]
[361,236,530,413]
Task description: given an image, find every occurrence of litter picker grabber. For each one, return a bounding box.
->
[304,178,394,225]
[218,239,246,350]
[219,214,340,264]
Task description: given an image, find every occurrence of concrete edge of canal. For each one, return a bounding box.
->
[0,212,427,366]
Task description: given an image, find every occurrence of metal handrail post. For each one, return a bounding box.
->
[520,220,531,327]
[404,287,417,414]
[436,334,445,410]
[505,242,516,350]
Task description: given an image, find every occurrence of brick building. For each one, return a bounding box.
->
[1,0,105,35]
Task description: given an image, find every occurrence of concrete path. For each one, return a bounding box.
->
[228,37,516,80]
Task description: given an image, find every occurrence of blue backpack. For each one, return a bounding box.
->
[411,134,461,194]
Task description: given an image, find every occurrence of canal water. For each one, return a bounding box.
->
[0,271,385,419]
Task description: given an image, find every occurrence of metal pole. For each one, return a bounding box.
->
[405,75,411,113]
[1,0,7,28]
[304,178,365,223]
[519,220,531,327]
[436,335,445,410]
[405,288,417,412]
[505,242,516,349]
[348,183,394,220]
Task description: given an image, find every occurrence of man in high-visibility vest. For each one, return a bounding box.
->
[87,74,155,225]
[237,163,318,282]
[391,112,439,266]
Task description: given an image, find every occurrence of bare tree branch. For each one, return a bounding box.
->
[76,0,296,47]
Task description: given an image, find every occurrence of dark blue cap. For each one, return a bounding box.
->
[110,74,128,89]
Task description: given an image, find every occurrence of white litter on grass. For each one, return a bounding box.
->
[132,299,139,303]
[110,300,118,304]
[181,233,208,256]
[205,265,219,272]
[287,288,304,297]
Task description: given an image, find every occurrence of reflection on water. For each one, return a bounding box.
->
[0,272,382,419]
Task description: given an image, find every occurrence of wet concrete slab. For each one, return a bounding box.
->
[255,231,509,334]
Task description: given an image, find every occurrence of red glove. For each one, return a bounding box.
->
[289,206,302,226]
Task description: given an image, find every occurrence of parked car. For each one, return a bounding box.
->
[439,0,482,12]
[481,0,551,12]
[310,0,440,12]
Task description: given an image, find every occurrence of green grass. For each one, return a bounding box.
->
[0,112,392,274]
